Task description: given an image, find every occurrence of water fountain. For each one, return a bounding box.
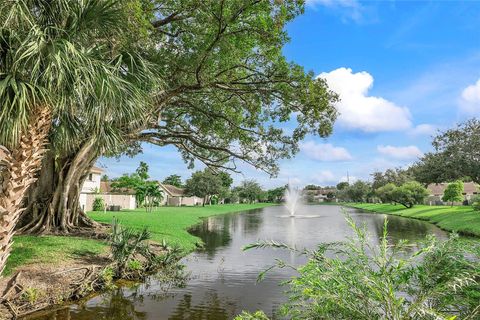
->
[284,184,301,217]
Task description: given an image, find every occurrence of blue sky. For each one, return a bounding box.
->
[99,0,480,188]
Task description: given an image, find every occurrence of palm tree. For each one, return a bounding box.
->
[0,0,154,275]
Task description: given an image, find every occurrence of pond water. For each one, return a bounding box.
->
[26,205,447,320]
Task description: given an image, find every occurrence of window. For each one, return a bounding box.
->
[88,173,93,181]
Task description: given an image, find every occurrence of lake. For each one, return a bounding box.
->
[26,205,447,320]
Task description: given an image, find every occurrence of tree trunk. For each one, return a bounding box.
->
[0,106,51,275]
[17,140,100,234]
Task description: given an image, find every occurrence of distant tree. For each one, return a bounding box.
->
[346,181,372,202]
[304,184,321,190]
[162,174,183,188]
[371,168,413,189]
[442,180,464,207]
[185,169,223,206]
[111,162,161,209]
[267,186,287,203]
[412,119,480,184]
[101,175,110,182]
[136,161,149,180]
[336,182,349,191]
[375,183,397,204]
[391,181,429,208]
[237,180,264,203]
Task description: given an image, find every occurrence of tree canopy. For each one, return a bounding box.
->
[442,180,464,206]
[162,174,183,188]
[412,119,480,184]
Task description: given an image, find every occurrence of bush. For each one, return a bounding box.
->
[472,195,480,211]
[391,181,429,208]
[92,197,105,211]
[243,214,480,320]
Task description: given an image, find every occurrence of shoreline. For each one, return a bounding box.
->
[0,203,275,320]
[345,203,480,238]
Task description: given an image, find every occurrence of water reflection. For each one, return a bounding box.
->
[25,205,447,320]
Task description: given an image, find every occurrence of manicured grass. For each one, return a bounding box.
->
[349,203,480,237]
[88,203,275,251]
[6,235,107,276]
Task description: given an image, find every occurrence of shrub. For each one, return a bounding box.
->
[391,181,429,208]
[109,218,151,276]
[21,287,42,305]
[472,195,480,211]
[92,197,105,211]
[127,259,142,271]
[442,180,464,206]
[243,214,480,320]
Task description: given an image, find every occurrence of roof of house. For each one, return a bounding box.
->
[427,182,478,196]
[159,183,185,197]
[100,181,135,195]
[90,166,104,174]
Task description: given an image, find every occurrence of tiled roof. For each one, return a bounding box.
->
[159,183,185,197]
[427,182,478,196]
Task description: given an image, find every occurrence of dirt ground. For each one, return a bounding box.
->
[0,253,111,320]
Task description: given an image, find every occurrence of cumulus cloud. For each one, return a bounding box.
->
[409,124,437,136]
[318,68,412,132]
[300,141,353,161]
[313,170,336,184]
[460,78,480,113]
[377,145,423,160]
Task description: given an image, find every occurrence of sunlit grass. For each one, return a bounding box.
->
[88,203,275,251]
[350,203,480,236]
[6,236,107,276]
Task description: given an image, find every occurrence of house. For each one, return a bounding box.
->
[303,187,337,203]
[79,167,136,211]
[426,182,479,205]
[158,183,204,206]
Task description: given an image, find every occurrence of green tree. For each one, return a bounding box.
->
[371,168,413,189]
[375,183,397,204]
[111,162,161,210]
[336,182,349,191]
[237,180,264,203]
[391,181,429,208]
[162,174,183,188]
[184,169,223,206]
[22,0,339,237]
[267,186,287,203]
[345,181,371,203]
[412,119,480,185]
[101,175,110,182]
[442,180,464,206]
[0,0,153,273]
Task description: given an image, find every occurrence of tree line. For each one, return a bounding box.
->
[335,119,480,208]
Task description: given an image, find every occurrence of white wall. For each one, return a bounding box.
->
[85,194,136,211]
[81,172,101,193]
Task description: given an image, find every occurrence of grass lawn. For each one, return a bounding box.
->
[88,203,275,251]
[349,203,480,237]
[5,203,273,276]
[5,235,107,276]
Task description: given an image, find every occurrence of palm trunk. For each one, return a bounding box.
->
[17,142,100,234]
[0,106,51,275]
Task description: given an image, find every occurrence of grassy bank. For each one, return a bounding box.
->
[6,236,107,276]
[349,203,480,237]
[88,203,275,251]
[6,203,273,276]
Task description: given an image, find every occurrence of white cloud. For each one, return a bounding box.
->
[313,170,336,184]
[306,0,364,23]
[409,124,437,136]
[318,68,412,132]
[300,141,353,162]
[460,78,480,113]
[377,145,423,160]
[339,175,357,183]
